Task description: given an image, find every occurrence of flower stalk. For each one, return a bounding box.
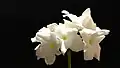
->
[67,50,71,68]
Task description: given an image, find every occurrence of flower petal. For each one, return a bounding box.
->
[82,8,91,16]
[62,10,79,23]
[63,19,82,29]
[79,29,91,44]
[97,29,110,35]
[84,45,94,60]
[31,37,37,42]
[47,23,58,32]
[92,35,105,45]
[61,39,67,55]
[67,29,84,52]
[36,31,50,41]
[45,55,56,65]
[36,44,46,58]
[94,44,101,60]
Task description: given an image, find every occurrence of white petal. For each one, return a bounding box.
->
[84,45,94,60]
[79,29,91,44]
[96,27,101,31]
[38,27,50,33]
[62,10,79,23]
[97,29,110,35]
[37,57,41,60]
[82,8,91,16]
[47,23,58,32]
[64,19,81,29]
[70,37,84,52]
[61,40,67,55]
[36,32,50,41]
[92,35,105,45]
[35,35,46,43]
[68,30,84,52]
[45,55,56,65]
[36,45,45,58]
[94,44,101,60]
[81,8,97,29]
[62,10,69,15]
[82,15,96,29]
[31,37,37,42]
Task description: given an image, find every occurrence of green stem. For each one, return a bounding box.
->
[67,50,71,68]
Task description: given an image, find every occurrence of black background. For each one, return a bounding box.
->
[0,0,116,68]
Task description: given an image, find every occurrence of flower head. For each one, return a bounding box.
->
[62,8,96,30]
[31,26,61,65]
[54,23,84,54]
[79,28,110,60]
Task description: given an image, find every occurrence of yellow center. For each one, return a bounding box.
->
[62,35,67,40]
[89,39,92,45]
[50,43,54,49]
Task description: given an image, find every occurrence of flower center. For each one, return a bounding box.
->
[62,35,68,40]
[89,39,92,45]
[50,43,54,49]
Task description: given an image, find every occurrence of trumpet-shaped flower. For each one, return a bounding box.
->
[54,23,84,54]
[79,28,110,60]
[31,27,61,65]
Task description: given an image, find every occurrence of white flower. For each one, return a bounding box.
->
[54,23,84,54]
[79,28,110,60]
[31,27,61,65]
[62,8,96,30]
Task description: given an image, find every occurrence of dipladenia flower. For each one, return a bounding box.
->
[79,28,110,60]
[54,23,84,54]
[31,26,61,65]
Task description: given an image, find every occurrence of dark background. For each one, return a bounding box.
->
[0,0,116,68]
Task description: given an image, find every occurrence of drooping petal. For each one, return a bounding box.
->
[36,44,46,59]
[93,44,101,60]
[61,39,67,54]
[84,45,94,60]
[45,55,56,65]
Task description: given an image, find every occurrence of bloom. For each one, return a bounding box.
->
[79,28,110,60]
[62,8,96,30]
[54,23,84,54]
[31,26,61,65]
[62,8,110,60]
[31,8,110,65]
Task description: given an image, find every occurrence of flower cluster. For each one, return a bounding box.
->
[31,8,110,65]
